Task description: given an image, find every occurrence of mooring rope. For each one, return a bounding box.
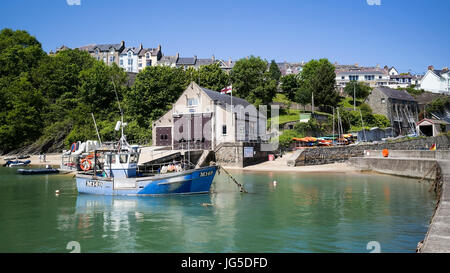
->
[215,164,248,193]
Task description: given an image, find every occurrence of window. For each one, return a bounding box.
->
[110,56,115,63]
[119,154,128,164]
[222,125,227,135]
[341,76,345,80]
[120,59,123,66]
[128,51,132,58]
[146,60,152,66]
[106,154,116,164]
[187,98,199,107]
[379,76,382,79]
[146,53,150,58]
[130,154,138,164]
[128,59,133,65]
[381,98,386,104]
[364,75,375,81]
[138,63,142,67]
[349,75,359,81]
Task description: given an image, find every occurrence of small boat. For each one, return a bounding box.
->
[4,160,31,167]
[76,137,217,196]
[75,116,218,196]
[17,155,30,159]
[17,167,59,175]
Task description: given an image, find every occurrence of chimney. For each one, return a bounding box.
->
[158,44,161,51]
[442,67,449,72]
[120,40,125,48]
[212,55,215,62]
[355,63,359,67]
[428,65,434,71]
[139,43,143,50]
[176,52,179,60]
[194,55,197,62]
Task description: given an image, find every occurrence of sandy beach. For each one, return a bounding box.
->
[1,154,62,167]
[223,162,361,173]
[0,152,360,174]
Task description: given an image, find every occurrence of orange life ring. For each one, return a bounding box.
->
[80,159,92,171]
[382,149,389,157]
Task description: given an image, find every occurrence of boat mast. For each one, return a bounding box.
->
[111,77,128,148]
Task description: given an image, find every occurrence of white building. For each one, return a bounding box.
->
[119,46,142,73]
[152,82,267,150]
[420,66,450,94]
[336,66,390,91]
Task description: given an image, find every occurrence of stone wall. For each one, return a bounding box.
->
[295,135,450,166]
[215,142,270,167]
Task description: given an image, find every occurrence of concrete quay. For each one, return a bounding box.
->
[348,150,450,253]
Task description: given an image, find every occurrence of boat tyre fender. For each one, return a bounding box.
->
[80,159,91,171]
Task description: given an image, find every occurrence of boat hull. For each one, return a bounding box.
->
[76,165,218,196]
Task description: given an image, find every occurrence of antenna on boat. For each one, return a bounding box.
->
[111,76,128,148]
[91,113,102,146]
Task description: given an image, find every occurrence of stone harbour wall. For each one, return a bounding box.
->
[295,135,450,166]
[215,142,270,168]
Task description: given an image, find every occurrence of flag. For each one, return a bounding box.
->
[220,85,232,94]
[430,143,436,151]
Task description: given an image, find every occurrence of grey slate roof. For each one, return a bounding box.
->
[159,55,178,64]
[433,70,450,78]
[78,43,124,53]
[199,86,255,111]
[121,47,140,54]
[376,87,417,102]
[177,57,196,65]
[139,48,159,57]
[195,58,215,66]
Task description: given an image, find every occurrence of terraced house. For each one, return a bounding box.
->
[78,41,125,66]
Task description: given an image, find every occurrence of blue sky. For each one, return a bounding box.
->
[0,0,449,74]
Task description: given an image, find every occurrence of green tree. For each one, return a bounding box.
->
[196,63,230,91]
[125,66,189,133]
[268,60,282,83]
[296,59,339,111]
[230,56,277,106]
[0,74,44,151]
[344,81,371,100]
[0,28,45,78]
[280,74,300,101]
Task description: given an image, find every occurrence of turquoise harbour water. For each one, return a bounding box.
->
[0,167,436,253]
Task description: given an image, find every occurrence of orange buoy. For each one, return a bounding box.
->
[382,149,389,157]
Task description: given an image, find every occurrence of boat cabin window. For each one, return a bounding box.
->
[130,154,138,164]
[106,154,116,165]
[119,154,129,164]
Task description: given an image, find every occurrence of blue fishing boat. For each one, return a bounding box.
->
[75,133,218,196]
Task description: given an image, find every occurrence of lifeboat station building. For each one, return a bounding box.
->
[152,82,268,151]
